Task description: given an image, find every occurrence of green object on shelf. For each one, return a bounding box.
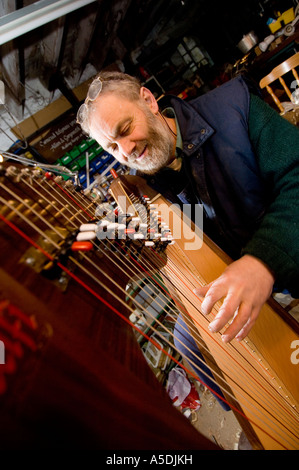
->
[60,154,73,165]
[69,147,80,159]
[78,140,89,152]
[69,161,80,171]
[77,155,87,169]
[93,144,103,155]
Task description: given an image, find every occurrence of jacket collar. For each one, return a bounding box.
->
[158,94,214,156]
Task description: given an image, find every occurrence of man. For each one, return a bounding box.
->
[77,70,299,348]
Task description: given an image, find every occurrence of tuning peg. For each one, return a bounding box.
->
[71,241,94,251]
[79,223,98,232]
[76,231,97,241]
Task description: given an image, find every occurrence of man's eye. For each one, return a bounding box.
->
[121,123,131,135]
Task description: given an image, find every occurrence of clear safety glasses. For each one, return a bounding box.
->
[76,77,103,127]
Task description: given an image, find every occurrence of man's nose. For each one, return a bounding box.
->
[118,137,136,158]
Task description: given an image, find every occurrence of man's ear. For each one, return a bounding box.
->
[139,87,159,114]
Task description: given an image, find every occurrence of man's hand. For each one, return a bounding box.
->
[193,255,275,343]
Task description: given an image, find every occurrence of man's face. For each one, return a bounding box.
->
[89,92,174,174]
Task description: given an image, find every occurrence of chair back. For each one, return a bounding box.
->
[259,51,299,113]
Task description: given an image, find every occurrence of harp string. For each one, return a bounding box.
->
[0,183,69,240]
[8,172,299,426]
[4,170,87,228]
[109,236,299,436]
[2,170,298,414]
[45,174,94,219]
[1,172,217,375]
[72,246,299,444]
[158,246,276,379]
[152,246,298,432]
[0,207,236,411]
[157,244,279,380]
[89,240,236,400]
[1,174,235,403]
[1,170,298,448]
[32,180,85,226]
[42,173,299,444]
[0,210,295,449]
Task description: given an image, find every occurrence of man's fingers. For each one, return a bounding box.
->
[234,306,260,342]
[220,302,252,342]
[194,283,227,316]
[208,294,242,333]
[193,283,214,314]
[194,284,259,343]
[218,303,260,343]
[192,256,275,343]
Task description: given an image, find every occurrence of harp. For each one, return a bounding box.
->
[0,162,298,450]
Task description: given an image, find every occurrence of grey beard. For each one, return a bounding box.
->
[136,145,173,174]
[127,108,174,175]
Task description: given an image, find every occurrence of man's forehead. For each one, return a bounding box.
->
[95,93,132,113]
[91,94,127,123]
[90,94,136,142]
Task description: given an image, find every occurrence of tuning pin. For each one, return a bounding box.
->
[76,231,97,241]
[32,168,43,177]
[79,223,98,232]
[110,169,118,179]
[5,166,18,177]
[54,175,63,183]
[71,241,93,251]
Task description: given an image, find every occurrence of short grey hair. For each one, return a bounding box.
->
[77,71,142,135]
[93,71,141,100]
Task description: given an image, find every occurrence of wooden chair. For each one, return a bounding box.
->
[259,51,299,114]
